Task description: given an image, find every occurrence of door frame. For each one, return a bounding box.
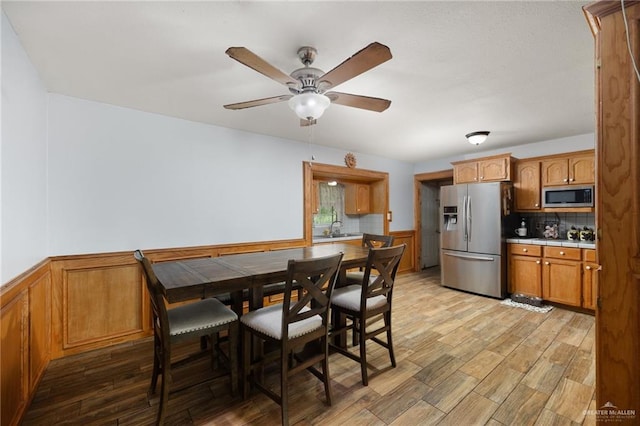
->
[413,170,454,271]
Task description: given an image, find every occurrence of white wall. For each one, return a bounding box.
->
[1,12,49,284]
[47,94,416,255]
[413,133,595,174]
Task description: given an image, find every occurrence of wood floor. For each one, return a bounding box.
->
[22,269,596,425]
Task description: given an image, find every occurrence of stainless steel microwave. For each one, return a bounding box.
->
[542,185,594,208]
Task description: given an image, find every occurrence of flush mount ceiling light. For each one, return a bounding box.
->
[288,92,331,121]
[465,131,490,145]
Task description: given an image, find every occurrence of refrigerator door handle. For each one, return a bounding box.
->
[466,195,472,242]
[442,252,495,262]
[462,195,468,241]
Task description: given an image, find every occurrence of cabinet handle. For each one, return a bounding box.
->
[536,260,541,264]
[522,248,528,252]
[559,251,565,255]
[586,265,592,270]
[535,203,539,207]
[564,178,568,182]
[545,261,550,265]
[569,178,574,182]
[480,176,484,180]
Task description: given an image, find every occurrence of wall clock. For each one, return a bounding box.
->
[345,153,357,168]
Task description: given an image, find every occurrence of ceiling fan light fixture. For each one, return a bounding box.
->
[288,92,330,121]
[465,131,490,145]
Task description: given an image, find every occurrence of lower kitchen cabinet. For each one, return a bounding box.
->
[542,246,582,307]
[508,244,597,310]
[542,258,582,306]
[508,244,542,297]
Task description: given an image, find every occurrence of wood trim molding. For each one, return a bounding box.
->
[584,0,640,35]
[450,152,514,166]
[1,260,51,426]
[413,170,454,272]
[1,258,50,307]
[511,149,595,164]
[585,0,640,415]
[303,161,390,246]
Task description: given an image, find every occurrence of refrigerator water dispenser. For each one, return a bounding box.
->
[443,206,458,231]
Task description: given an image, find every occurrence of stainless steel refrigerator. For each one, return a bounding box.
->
[440,182,510,298]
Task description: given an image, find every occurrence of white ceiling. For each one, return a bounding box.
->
[2,1,595,163]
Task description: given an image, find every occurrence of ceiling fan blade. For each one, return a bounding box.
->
[226,47,299,88]
[224,95,292,110]
[318,42,392,90]
[326,92,391,112]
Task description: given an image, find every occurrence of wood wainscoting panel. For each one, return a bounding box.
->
[1,259,51,426]
[1,290,29,426]
[50,253,151,358]
[28,271,51,391]
[63,264,144,348]
[390,230,416,273]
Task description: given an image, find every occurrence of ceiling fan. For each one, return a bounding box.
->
[223,42,392,126]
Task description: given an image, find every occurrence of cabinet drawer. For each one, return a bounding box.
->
[509,244,542,257]
[583,249,596,262]
[543,246,581,261]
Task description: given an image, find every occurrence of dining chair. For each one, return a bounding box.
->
[330,244,406,386]
[343,233,395,286]
[134,250,239,425]
[240,252,343,426]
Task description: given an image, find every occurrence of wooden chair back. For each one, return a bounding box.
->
[361,244,406,309]
[362,233,395,249]
[280,252,343,341]
[134,250,170,342]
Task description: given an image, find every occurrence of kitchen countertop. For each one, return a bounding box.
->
[312,234,362,244]
[506,237,595,249]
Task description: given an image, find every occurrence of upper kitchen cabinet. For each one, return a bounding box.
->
[514,160,541,211]
[452,153,513,184]
[541,151,595,186]
[345,183,371,214]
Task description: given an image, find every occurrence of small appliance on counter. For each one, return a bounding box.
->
[515,219,528,237]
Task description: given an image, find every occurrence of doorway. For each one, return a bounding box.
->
[420,182,440,268]
[414,170,453,271]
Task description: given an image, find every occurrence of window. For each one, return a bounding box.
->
[313,182,344,226]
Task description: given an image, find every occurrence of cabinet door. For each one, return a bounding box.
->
[569,154,595,185]
[345,184,370,214]
[582,262,598,310]
[541,159,569,186]
[542,259,582,306]
[454,162,478,184]
[479,157,509,182]
[356,184,370,213]
[509,255,542,296]
[514,161,541,210]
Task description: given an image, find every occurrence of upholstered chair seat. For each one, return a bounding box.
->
[167,298,238,338]
[241,253,343,426]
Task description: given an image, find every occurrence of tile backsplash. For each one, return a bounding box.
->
[313,213,383,236]
[519,212,595,239]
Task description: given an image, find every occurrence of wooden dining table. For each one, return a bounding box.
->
[152,243,370,313]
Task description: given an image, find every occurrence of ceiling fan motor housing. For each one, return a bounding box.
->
[289,67,324,94]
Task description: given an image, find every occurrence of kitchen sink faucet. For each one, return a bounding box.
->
[329,220,342,236]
